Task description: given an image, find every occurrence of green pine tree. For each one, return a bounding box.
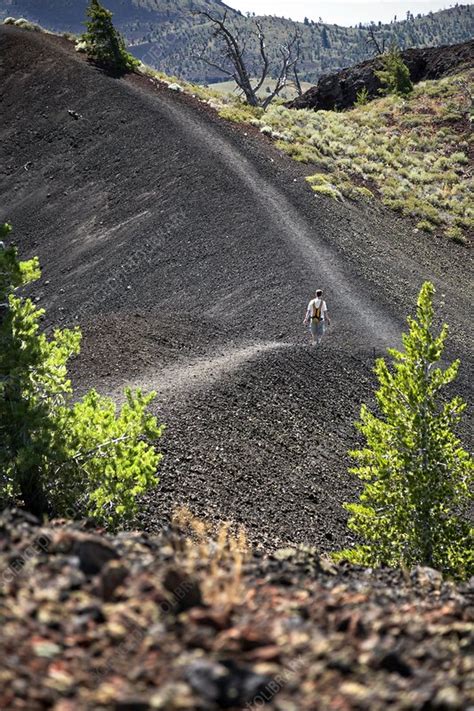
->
[0,224,162,526]
[321,27,331,49]
[355,86,370,106]
[334,282,473,579]
[375,45,413,96]
[82,0,139,74]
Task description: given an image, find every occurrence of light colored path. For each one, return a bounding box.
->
[151,88,401,347]
[110,340,288,403]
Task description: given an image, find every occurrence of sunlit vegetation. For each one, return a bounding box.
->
[253,72,473,240]
[5,16,472,241]
[0,225,162,526]
[138,54,472,241]
[335,282,473,579]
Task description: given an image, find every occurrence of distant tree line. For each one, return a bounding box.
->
[124,3,473,84]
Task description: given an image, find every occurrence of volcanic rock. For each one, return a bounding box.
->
[288,40,474,111]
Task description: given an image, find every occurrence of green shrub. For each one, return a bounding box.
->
[450,151,469,166]
[344,185,375,200]
[334,282,473,579]
[445,226,467,244]
[306,173,329,186]
[0,224,163,526]
[218,104,263,124]
[82,0,139,74]
[355,87,370,106]
[416,220,436,233]
[376,46,413,97]
[310,183,342,200]
[275,141,320,163]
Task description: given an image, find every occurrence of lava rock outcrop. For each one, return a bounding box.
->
[288,40,474,111]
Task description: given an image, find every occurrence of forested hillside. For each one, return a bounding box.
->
[0,0,472,82]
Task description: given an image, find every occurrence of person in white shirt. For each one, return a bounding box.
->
[303,289,331,345]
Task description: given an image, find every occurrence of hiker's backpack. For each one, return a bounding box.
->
[311,300,322,321]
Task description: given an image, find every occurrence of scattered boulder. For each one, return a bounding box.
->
[162,566,203,612]
[410,565,444,590]
[185,659,272,708]
[272,547,297,561]
[73,535,120,575]
[288,40,474,111]
[98,559,129,601]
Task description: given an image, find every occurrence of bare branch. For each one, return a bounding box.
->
[293,37,303,96]
[196,10,259,106]
[262,29,301,109]
[196,50,235,79]
[366,25,385,55]
[251,21,269,94]
[196,14,303,110]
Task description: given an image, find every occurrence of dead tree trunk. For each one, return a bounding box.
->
[366,25,386,56]
[197,12,301,110]
[293,65,303,97]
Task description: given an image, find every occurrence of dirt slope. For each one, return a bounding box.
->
[0,26,472,550]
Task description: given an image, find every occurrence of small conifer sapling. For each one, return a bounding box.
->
[82,0,139,74]
[376,45,413,96]
[334,282,473,579]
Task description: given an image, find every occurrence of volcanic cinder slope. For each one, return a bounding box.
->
[0,26,472,550]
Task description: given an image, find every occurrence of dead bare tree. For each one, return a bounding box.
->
[196,11,301,109]
[366,25,386,55]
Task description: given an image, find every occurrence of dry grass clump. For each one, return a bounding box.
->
[137,61,262,120]
[170,506,249,609]
[218,103,264,124]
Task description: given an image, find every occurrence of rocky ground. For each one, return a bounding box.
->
[1,509,473,711]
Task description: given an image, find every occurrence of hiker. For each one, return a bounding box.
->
[303,289,331,345]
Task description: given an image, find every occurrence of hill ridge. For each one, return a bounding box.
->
[1,1,473,83]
